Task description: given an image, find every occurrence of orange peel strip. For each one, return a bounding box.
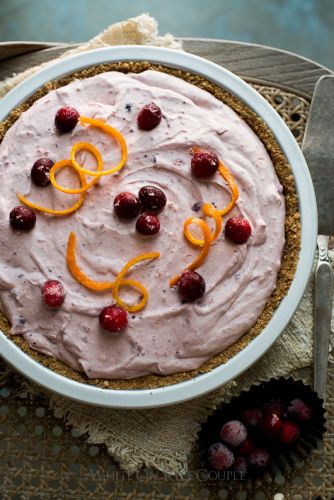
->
[70,116,127,177]
[170,218,212,287]
[67,232,114,291]
[112,252,160,312]
[112,279,149,313]
[191,147,239,216]
[50,144,103,195]
[184,202,222,247]
[66,232,159,312]
[17,160,87,216]
[218,160,239,216]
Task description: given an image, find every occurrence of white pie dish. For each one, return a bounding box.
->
[0,46,317,408]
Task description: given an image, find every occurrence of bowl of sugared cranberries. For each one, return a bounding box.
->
[198,378,325,481]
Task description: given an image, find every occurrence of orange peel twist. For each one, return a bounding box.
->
[18,116,128,215]
[70,116,127,177]
[66,232,159,312]
[191,147,239,216]
[67,232,114,291]
[184,202,222,247]
[217,160,239,216]
[50,143,103,195]
[170,150,239,287]
[170,218,212,287]
[112,252,160,312]
[17,160,87,216]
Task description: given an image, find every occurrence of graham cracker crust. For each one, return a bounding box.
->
[0,62,301,389]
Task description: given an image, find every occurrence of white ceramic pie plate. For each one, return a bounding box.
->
[0,46,317,408]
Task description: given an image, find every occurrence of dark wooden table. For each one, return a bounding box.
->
[0,39,333,499]
[0,39,333,97]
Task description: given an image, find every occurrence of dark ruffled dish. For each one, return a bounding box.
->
[197,377,326,482]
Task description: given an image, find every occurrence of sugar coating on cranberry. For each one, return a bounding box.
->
[178,270,206,301]
[136,213,160,235]
[9,206,36,231]
[248,448,271,471]
[280,420,300,445]
[225,217,252,244]
[137,103,162,130]
[287,398,312,422]
[42,280,65,308]
[99,305,128,332]
[138,185,167,214]
[55,106,79,132]
[114,192,141,219]
[241,407,263,427]
[220,420,248,448]
[262,413,283,440]
[31,158,54,186]
[191,150,219,178]
[207,442,234,471]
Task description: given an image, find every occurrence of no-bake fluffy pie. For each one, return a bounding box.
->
[0,63,300,389]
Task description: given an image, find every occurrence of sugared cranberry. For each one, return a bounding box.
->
[262,413,283,440]
[136,213,160,235]
[232,456,248,476]
[287,399,312,422]
[238,437,254,456]
[241,407,263,427]
[248,448,271,471]
[178,270,206,301]
[42,280,65,308]
[138,185,167,214]
[220,420,247,448]
[263,399,286,418]
[31,158,54,186]
[137,103,162,130]
[280,420,301,445]
[99,305,128,332]
[114,192,141,219]
[207,442,234,471]
[55,106,79,132]
[191,150,219,178]
[9,206,36,231]
[225,217,251,244]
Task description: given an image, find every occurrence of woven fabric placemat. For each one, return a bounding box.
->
[0,16,333,499]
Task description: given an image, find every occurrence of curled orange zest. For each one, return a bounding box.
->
[50,144,103,194]
[70,116,127,177]
[17,160,87,216]
[66,232,160,312]
[184,202,222,247]
[67,232,114,291]
[112,252,160,312]
[191,147,239,217]
[170,217,212,287]
[218,160,239,216]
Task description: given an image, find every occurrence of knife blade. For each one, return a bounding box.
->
[302,75,334,402]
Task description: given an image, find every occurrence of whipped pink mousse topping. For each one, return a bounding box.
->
[0,70,285,379]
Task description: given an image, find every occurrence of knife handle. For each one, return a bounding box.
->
[314,247,333,402]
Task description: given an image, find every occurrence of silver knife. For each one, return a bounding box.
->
[302,75,334,403]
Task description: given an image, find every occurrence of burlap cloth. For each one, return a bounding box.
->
[0,13,333,480]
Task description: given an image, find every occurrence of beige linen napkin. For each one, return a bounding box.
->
[0,13,332,477]
[0,13,181,98]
